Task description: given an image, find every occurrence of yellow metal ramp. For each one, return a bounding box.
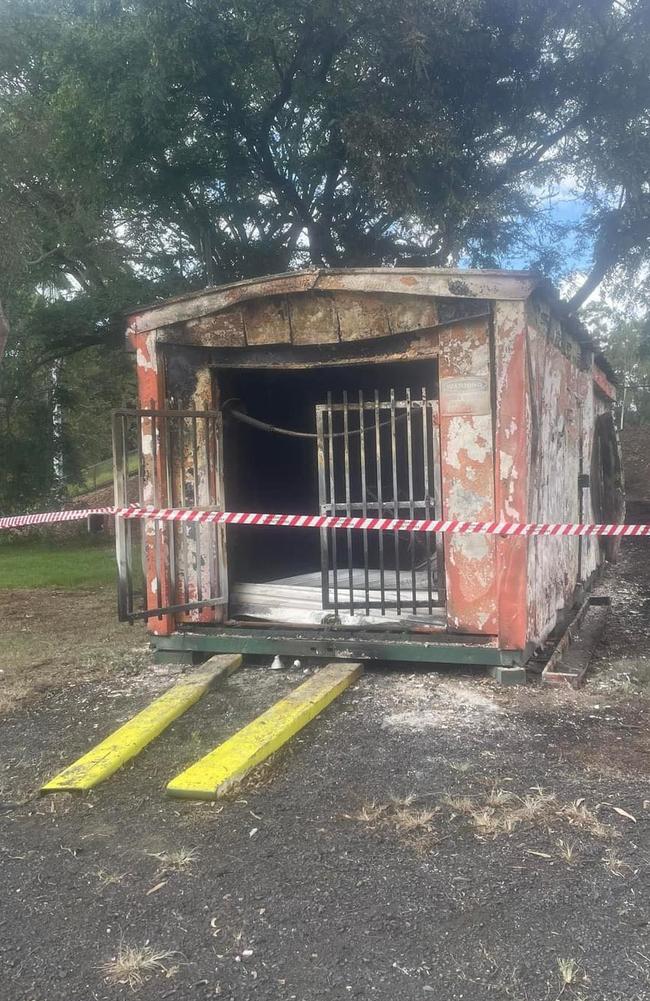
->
[41,654,242,792]
[167,661,363,800]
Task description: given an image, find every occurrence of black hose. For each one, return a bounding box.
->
[224,402,408,440]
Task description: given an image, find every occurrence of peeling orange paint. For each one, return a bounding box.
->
[126,271,617,658]
[131,331,175,637]
[438,321,497,634]
[493,302,529,651]
[592,363,616,401]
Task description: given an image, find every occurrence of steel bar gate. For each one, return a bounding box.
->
[316,389,445,619]
[112,409,227,623]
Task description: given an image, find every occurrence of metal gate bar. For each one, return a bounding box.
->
[113,408,226,623]
[316,389,445,619]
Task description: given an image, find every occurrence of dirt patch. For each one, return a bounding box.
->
[378,676,505,733]
[0,586,148,713]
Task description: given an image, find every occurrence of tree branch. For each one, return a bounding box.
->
[0,300,9,364]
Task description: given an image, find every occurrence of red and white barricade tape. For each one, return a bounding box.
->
[0,504,648,538]
[0,507,116,530]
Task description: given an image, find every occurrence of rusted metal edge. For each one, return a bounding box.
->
[541,597,611,688]
[126,270,538,334]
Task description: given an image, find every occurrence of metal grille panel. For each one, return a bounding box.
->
[316,389,445,618]
[112,409,226,622]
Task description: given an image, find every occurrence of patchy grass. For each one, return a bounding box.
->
[485,786,517,808]
[347,798,439,851]
[0,538,117,590]
[601,847,633,878]
[438,787,619,842]
[593,656,650,693]
[557,956,584,988]
[68,451,138,496]
[561,799,612,839]
[392,807,437,833]
[556,839,579,864]
[94,868,130,890]
[148,848,199,874]
[442,794,474,816]
[353,801,388,824]
[100,942,178,989]
[448,760,473,773]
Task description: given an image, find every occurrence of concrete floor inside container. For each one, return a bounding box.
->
[217,359,446,630]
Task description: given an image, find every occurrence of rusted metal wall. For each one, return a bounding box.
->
[127,271,616,650]
[493,300,531,651]
[130,330,174,636]
[129,335,226,635]
[438,317,498,634]
[524,296,610,646]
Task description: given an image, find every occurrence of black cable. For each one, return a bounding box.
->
[223,400,409,440]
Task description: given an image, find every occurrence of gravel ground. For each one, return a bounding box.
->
[1,542,649,1001]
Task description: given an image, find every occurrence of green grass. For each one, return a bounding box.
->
[0,538,118,589]
[67,451,139,497]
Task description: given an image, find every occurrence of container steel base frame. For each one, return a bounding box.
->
[150,625,525,667]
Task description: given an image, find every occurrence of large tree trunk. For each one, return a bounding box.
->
[0,300,8,362]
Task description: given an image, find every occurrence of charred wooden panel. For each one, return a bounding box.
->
[335,292,391,341]
[242,297,292,345]
[183,309,246,347]
[383,295,438,334]
[288,292,339,344]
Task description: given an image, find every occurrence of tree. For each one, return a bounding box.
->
[2,0,650,511]
[2,0,650,334]
[583,301,650,427]
[0,301,8,362]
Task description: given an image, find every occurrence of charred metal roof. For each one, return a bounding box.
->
[125,266,614,381]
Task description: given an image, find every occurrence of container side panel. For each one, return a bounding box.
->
[165,349,226,625]
[493,301,530,651]
[525,298,605,645]
[439,320,497,634]
[184,310,246,347]
[335,292,392,341]
[384,295,438,335]
[130,330,175,636]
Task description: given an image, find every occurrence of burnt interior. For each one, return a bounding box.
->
[216,359,439,603]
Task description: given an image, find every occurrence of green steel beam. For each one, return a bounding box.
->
[151,628,523,667]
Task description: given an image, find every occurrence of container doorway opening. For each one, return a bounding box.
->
[216,359,445,628]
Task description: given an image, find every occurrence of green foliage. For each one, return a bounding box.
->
[1,0,650,510]
[3,0,650,296]
[0,302,137,511]
[68,451,138,497]
[0,323,59,512]
[584,301,650,426]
